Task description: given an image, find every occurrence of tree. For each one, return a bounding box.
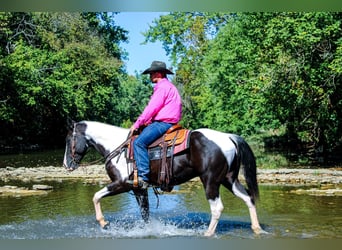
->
[144,12,341,161]
[0,12,129,149]
[253,12,342,158]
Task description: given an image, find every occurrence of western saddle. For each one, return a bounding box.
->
[127,124,191,190]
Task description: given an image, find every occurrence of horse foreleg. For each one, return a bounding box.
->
[232,180,264,234]
[133,189,150,222]
[204,196,224,237]
[93,186,111,229]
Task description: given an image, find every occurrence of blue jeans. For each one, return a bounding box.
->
[133,121,173,182]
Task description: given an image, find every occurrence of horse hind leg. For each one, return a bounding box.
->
[231,180,265,234]
[201,180,224,237]
[204,196,224,237]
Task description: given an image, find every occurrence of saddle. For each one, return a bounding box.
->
[126,124,191,190]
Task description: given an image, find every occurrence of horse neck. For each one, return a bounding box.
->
[84,122,129,156]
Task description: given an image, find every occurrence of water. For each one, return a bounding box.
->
[1,149,341,239]
[0,179,341,239]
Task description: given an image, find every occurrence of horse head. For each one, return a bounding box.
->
[63,120,89,171]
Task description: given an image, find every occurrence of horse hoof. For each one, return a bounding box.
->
[253,227,269,235]
[204,231,215,237]
[101,221,110,230]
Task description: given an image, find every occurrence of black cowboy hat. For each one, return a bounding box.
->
[142,61,174,74]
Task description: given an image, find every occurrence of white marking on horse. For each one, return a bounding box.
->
[195,128,237,166]
[93,186,111,202]
[205,196,224,237]
[63,143,69,168]
[84,121,131,179]
[232,181,253,207]
[232,181,262,232]
[93,186,112,227]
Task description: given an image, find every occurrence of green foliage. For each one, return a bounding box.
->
[0,12,136,147]
[81,12,128,59]
[254,13,341,152]
[115,74,151,127]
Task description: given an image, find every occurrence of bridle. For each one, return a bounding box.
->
[67,123,84,168]
[70,124,77,159]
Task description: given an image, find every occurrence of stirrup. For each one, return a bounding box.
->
[126,177,149,189]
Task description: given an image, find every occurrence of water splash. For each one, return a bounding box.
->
[0,213,208,239]
[0,212,258,239]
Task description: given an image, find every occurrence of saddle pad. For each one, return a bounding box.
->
[148,129,191,160]
[126,129,191,161]
[149,128,188,148]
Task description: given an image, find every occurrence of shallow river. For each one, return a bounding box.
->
[1,149,341,239]
[0,179,341,239]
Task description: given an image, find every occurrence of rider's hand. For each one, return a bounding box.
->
[129,126,137,137]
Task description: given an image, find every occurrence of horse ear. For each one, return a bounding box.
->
[66,117,76,131]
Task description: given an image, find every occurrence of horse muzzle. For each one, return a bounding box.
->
[64,159,79,171]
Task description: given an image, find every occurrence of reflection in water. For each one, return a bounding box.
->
[0,180,341,239]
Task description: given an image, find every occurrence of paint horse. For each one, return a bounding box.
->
[63,120,264,236]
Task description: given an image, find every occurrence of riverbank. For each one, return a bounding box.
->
[1,165,342,196]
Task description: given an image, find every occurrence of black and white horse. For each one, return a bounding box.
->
[63,120,264,236]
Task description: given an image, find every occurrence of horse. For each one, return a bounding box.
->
[63,120,265,237]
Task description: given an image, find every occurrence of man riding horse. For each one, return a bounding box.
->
[127,61,182,189]
[63,61,265,236]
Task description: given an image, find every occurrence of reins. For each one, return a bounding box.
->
[104,137,131,165]
[77,137,131,168]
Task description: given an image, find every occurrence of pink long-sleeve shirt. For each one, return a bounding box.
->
[133,78,182,129]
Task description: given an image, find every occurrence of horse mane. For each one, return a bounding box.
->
[80,121,129,150]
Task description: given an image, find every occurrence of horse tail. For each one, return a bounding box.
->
[229,135,259,202]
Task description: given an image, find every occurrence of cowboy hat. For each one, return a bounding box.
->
[142,61,174,74]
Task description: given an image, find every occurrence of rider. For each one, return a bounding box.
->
[127,61,182,189]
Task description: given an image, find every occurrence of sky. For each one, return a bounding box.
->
[114,12,171,76]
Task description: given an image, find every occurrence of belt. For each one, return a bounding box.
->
[153,120,176,125]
